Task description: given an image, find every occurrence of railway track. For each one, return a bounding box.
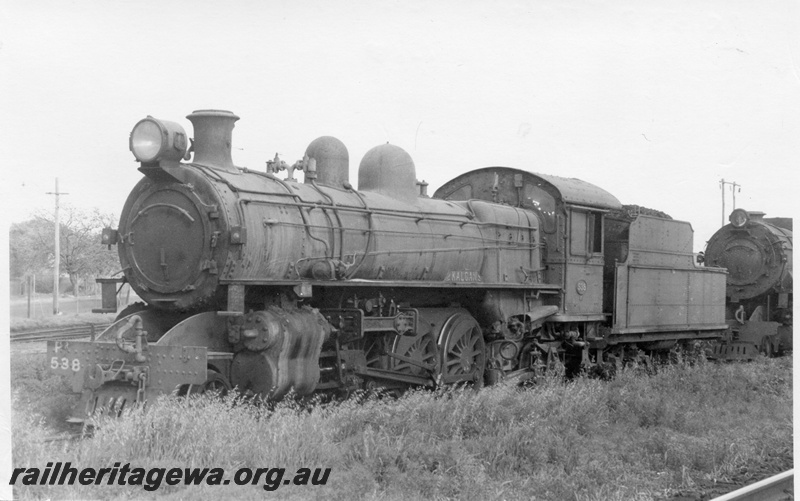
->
[712,469,793,500]
[10,324,111,344]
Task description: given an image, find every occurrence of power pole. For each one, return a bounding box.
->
[719,178,741,226]
[27,275,32,319]
[46,178,68,315]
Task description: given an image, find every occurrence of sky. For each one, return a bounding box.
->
[1,1,798,252]
[0,1,798,493]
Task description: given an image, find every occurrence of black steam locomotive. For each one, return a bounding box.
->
[704,209,792,358]
[48,110,729,421]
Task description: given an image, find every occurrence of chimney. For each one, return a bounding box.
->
[186,110,239,172]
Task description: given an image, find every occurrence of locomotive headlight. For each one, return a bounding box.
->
[129,116,188,163]
[729,208,749,228]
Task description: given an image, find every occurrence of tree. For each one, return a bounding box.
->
[9,206,120,295]
[9,218,52,279]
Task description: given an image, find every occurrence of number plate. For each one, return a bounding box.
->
[48,340,87,374]
[47,340,208,393]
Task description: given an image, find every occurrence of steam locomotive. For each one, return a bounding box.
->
[48,110,729,421]
[704,209,792,358]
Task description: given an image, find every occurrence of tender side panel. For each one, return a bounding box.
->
[626,216,695,268]
[689,270,727,325]
[612,216,727,333]
[616,266,726,330]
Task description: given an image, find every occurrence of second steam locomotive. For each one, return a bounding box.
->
[704,209,792,358]
[49,110,729,420]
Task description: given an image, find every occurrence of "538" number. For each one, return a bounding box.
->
[50,357,81,372]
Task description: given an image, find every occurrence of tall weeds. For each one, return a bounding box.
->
[11,356,792,500]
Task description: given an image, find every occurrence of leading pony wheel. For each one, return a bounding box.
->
[177,369,231,397]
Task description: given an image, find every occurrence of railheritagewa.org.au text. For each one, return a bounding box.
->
[10,462,331,492]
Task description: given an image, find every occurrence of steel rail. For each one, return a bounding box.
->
[10,324,111,344]
[711,469,793,501]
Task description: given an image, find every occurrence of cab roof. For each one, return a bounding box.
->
[434,167,622,210]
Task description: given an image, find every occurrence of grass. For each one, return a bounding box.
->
[10,312,114,333]
[10,355,793,500]
[10,353,81,429]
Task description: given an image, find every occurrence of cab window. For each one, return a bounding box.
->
[571,210,603,256]
[570,211,588,256]
[588,212,603,254]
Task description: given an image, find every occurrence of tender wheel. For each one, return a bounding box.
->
[390,332,438,377]
[438,312,486,386]
[177,369,231,397]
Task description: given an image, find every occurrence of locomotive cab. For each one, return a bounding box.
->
[434,167,620,323]
[435,168,623,372]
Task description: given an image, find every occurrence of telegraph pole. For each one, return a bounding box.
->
[719,178,741,226]
[46,178,68,315]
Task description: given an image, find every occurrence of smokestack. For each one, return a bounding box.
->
[186,109,239,172]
